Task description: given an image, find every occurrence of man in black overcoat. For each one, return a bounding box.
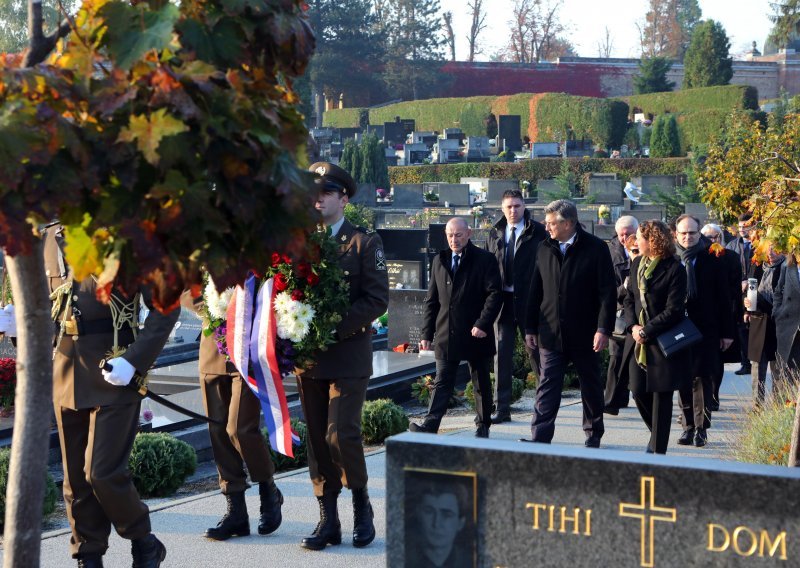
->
[726,212,756,375]
[410,217,502,437]
[485,189,546,423]
[675,215,734,447]
[524,200,616,447]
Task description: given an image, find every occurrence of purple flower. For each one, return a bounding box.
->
[141,409,153,422]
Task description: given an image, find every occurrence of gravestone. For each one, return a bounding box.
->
[392,184,423,208]
[0,337,15,359]
[593,223,617,241]
[590,173,618,180]
[349,182,375,207]
[622,206,665,224]
[632,175,687,194]
[486,180,521,205]
[387,434,800,567]
[167,309,204,345]
[535,179,562,202]
[377,229,429,260]
[685,203,709,222]
[383,214,412,228]
[498,115,522,152]
[387,260,423,290]
[587,178,623,204]
[438,184,471,206]
[387,289,427,350]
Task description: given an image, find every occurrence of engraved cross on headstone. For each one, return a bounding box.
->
[619,476,677,568]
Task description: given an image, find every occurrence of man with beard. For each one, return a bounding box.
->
[674,214,734,448]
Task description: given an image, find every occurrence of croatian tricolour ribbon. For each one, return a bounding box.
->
[250,277,299,457]
[225,274,298,457]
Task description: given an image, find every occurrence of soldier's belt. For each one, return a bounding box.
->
[61,318,133,336]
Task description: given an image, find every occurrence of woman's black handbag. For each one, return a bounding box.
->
[656,317,703,358]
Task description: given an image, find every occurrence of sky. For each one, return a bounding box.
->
[438,0,776,60]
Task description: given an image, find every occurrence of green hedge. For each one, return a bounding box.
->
[622,85,758,116]
[535,93,629,149]
[389,157,690,192]
[323,108,364,128]
[0,448,58,526]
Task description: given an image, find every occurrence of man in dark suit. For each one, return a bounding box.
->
[295,163,388,551]
[180,293,283,541]
[43,224,178,568]
[604,215,638,415]
[726,212,756,375]
[773,255,800,379]
[675,214,734,447]
[485,190,546,423]
[409,217,502,438]
[524,200,616,448]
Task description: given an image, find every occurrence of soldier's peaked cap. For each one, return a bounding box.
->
[309,162,357,198]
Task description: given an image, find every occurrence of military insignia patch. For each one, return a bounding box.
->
[375,248,386,270]
[315,165,328,176]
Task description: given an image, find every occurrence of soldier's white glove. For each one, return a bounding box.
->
[0,305,16,337]
[102,357,136,386]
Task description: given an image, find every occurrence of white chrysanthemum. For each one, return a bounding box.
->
[273,292,293,315]
[294,302,315,324]
[205,278,235,320]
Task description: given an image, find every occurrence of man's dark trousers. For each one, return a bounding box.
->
[604,339,630,409]
[531,346,604,442]
[494,293,538,416]
[423,358,492,432]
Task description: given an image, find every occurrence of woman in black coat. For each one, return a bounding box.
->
[622,220,690,454]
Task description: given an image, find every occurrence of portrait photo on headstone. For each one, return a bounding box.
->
[403,469,477,568]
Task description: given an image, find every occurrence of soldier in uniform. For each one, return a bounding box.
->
[181,292,283,540]
[295,162,389,551]
[45,224,179,568]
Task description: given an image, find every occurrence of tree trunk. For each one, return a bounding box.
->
[312,85,324,128]
[3,239,54,567]
[790,381,800,467]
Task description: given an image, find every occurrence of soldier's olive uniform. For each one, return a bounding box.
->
[295,219,388,496]
[46,226,178,558]
[182,293,276,494]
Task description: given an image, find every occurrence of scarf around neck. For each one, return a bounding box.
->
[676,240,705,300]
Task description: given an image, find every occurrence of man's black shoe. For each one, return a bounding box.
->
[645,447,654,454]
[734,365,751,375]
[584,436,601,448]
[475,424,489,438]
[77,554,104,568]
[708,401,720,412]
[677,428,695,445]
[131,534,166,568]
[603,406,620,416]
[409,422,433,433]
[205,491,249,540]
[694,428,708,447]
[490,412,511,424]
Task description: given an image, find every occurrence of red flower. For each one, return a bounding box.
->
[306,273,320,286]
[291,289,305,301]
[275,273,289,291]
[271,253,281,267]
[295,262,311,278]
[281,254,292,265]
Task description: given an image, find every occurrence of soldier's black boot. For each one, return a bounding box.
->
[352,487,376,548]
[258,480,284,535]
[131,534,166,568]
[300,492,342,550]
[76,554,104,568]
[204,491,250,540]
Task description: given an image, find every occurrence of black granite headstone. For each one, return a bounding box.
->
[499,115,522,152]
[387,289,427,349]
[387,260,423,290]
[377,229,429,260]
[387,435,800,567]
[438,184,471,206]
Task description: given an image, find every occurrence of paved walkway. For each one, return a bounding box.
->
[32,365,756,567]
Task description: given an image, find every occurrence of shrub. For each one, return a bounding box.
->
[411,374,461,408]
[129,433,197,497]
[0,447,58,526]
[361,398,409,444]
[465,375,525,410]
[264,417,308,472]
[344,203,376,230]
[730,382,797,466]
[0,358,16,409]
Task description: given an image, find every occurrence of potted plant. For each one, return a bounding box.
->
[598,204,611,225]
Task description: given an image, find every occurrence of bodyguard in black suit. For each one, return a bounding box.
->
[726,212,756,375]
[410,217,502,437]
[524,200,616,447]
[622,221,690,454]
[485,190,546,423]
[675,215,734,448]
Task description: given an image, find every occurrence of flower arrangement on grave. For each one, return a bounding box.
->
[423,190,439,202]
[521,180,531,197]
[0,358,16,411]
[376,188,392,202]
[598,204,611,224]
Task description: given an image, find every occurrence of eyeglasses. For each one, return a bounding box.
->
[676,231,698,236]
[707,234,721,241]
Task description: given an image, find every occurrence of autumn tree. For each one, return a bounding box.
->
[0,0,315,564]
[382,0,446,100]
[639,0,701,60]
[683,19,733,88]
[768,0,800,50]
[597,26,614,58]
[502,0,568,63]
[467,0,487,62]
[306,0,384,126]
[633,57,675,94]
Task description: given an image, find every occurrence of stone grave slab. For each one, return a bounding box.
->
[587,178,623,204]
[632,175,687,193]
[392,184,423,208]
[486,180,521,204]
[377,229,428,260]
[386,434,800,567]
[438,184,471,207]
[387,289,428,350]
[383,213,413,228]
[621,207,665,224]
[0,336,15,359]
[589,172,618,180]
[387,260,424,290]
[350,182,376,206]
[593,223,617,241]
[685,202,709,222]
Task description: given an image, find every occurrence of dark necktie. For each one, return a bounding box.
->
[452,254,460,274]
[505,226,516,286]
